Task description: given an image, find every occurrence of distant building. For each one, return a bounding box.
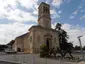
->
[12,2,59,53]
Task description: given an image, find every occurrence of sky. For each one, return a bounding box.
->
[0,0,85,46]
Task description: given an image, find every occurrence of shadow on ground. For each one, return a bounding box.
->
[0,61,20,64]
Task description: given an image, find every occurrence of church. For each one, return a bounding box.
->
[12,2,59,53]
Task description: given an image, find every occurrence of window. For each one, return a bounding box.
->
[44,6,48,12]
[44,7,45,12]
[46,7,48,12]
[30,36,32,42]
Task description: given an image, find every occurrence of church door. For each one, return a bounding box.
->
[46,38,52,50]
[45,34,52,50]
[46,38,50,49]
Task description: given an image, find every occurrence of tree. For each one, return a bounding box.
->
[7,40,15,49]
[74,45,80,50]
[55,23,74,58]
[0,45,8,51]
[82,46,85,50]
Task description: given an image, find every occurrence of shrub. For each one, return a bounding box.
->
[40,44,49,58]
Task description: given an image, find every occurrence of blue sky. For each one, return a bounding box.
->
[0,0,85,46]
[51,0,85,27]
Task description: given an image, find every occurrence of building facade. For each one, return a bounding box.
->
[12,2,59,53]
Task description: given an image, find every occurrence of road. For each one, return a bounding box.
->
[0,53,78,64]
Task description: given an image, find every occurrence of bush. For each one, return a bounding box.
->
[40,44,49,58]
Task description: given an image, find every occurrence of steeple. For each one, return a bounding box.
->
[38,2,51,29]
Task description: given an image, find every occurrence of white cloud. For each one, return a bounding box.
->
[58,10,62,14]
[0,22,34,44]
[32,4,38,15]
[0,0,38,22]
[50,9,60,18]
[52,0,63,7]
[6,9,37,22]
[33,10,38,15]
[73,10,79,15]
[50,9,57,14]
[18,0,38,9]
[52,23,85,46]
[62,24,85,46]
[69,10,79,19]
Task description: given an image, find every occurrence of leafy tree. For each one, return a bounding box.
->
[74,45,80,50]
[82,46,85,50]
[55,23,74,58]
[7,40,15,49]
[0,45,8,51]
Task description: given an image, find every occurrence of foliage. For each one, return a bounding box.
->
[74,45,80,50]
[55,23,62,30]
[83,46,85,50]
[74,45,85,50]
[0,45,8,51]
[55,23,74,58]
[40,44,49,58]
[7,40,15,45]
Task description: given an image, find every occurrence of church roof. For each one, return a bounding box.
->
[15,32,29,39]
[29,25,58,32]
[38,2,50,9]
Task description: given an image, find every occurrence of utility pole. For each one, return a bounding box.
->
[77,35,84,61]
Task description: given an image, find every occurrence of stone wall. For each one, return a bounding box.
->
[32,27,59,53]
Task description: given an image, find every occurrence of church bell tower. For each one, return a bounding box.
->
[38,2,51,29]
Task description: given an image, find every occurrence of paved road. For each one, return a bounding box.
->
[0,61,20,64]
[0,54,77,64]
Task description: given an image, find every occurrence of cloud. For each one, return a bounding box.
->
[0,0,62,22]
[52,23,85,46]
[52,0,63,7]
[32,4,38,15]
[69,10,79,19]
[6,9,37,22]
[18,0,38,9]
[58,10,62,14]
[50,9,60,18]
[0,0,38,22]
[62,24,85,46]
[50,9,57,14]
[80,15,85,20]
[69,15,75,19]
[73,10,79,15]
[0,22,34,44]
